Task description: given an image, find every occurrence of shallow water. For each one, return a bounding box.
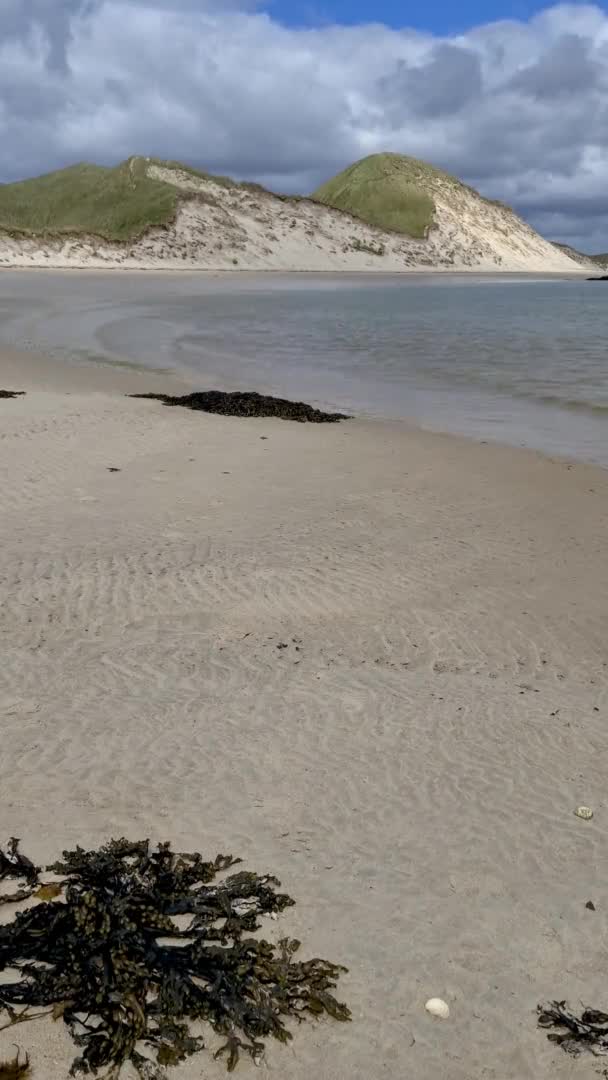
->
[1,270,607,464]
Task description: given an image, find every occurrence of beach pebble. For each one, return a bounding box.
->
[575,806,594,820]
[425,998,450,1019]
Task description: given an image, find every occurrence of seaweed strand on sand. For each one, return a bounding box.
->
[0,1050,30,1079]
[538,1001,608,1055]
[0,839,350,1078]
[129,390,349,422]
[0,839,39,904]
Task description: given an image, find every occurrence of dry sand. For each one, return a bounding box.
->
[1,346,607,1080]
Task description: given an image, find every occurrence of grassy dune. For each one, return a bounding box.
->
[0,157,256,242]
[1,152,443,245]
[0,159,181,241]
[313,153,439,238]
[0,151,559,256]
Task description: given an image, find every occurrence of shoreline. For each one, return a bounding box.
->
[0,263,590,277]
[1,342,606,471]
[0,270,606,469]
[2,343,607,1079]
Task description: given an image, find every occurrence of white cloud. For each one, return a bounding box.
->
[2,1,608,249]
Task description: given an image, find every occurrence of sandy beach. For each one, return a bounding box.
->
[1,345,608,1080]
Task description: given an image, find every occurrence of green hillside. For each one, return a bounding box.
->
[0,157,250,242]
[313,153,442,238]
[0,160,171,241]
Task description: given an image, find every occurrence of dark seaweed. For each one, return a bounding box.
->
[538,1001,608,1055]
[0,839,349,1077]
[0,839,38,905]
[129,390,349,423]
[0,391,25,400]
[0,1050,30,1079]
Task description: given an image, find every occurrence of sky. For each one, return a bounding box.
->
[2,1,608,250]
[268,0,598,32]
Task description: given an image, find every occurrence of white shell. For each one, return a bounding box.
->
[575,806,594,820]
[425,997,450,1019]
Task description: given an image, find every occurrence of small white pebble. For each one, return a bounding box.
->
[425,997,450,1019]
[575,806,594,820]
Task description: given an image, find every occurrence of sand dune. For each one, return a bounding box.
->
[1,348,607,1079]
[0,156,587,274]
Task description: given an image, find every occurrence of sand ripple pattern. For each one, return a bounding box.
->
[1,391,608,1079]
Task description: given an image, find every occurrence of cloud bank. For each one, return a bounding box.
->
[2,1,608,249]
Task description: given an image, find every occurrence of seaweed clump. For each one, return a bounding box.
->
[538,1001,608,1055]
[0,839,349,1078]
[0,1050,30,1079]
[130,390,349,423]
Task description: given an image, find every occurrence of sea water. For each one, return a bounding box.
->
[0,271,606,465]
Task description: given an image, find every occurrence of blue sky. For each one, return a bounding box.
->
[268,0,606,32]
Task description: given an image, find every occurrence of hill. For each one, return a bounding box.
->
[0,154,590,273]
[313,154,438,238]
[0,157,254,242]
[553,242,608,269]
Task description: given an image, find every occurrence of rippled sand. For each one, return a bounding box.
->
[1,346,607,1079]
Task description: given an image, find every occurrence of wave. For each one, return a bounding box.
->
[431,370,608,418]
[534,395,608,416]
[511,390,608,417]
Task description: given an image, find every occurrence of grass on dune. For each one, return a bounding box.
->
[313,153,438,239]
[0,159,178,242]
[154,158,266,195]
[0,157,274,243]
